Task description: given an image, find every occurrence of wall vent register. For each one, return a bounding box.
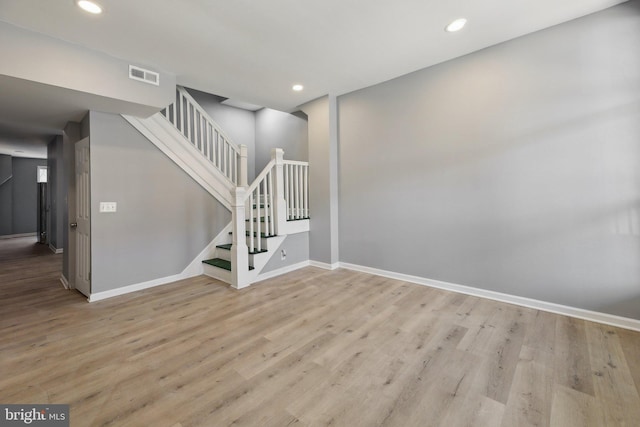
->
[129,65,160,86]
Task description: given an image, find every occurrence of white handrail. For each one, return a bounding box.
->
[162,86,247,186]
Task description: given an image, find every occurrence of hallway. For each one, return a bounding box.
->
[0,236,70,319]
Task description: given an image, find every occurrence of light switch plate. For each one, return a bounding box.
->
[99,202,117,213]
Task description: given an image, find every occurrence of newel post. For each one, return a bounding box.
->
[271,148,287,234]
[239,144,248,187]
[231,187,249,289]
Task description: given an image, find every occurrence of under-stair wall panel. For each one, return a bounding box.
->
[88,111,230,294]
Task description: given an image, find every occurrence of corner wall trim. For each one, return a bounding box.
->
[49,244,63,254]
[309,260,340,270]
[60,275,69,290]
[338,262,640,332]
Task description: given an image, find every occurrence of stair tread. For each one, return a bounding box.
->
[287,217,310,222]
[202,258,255,271]
[216,243,268,255]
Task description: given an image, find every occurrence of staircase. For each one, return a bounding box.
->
[124,86,309,289]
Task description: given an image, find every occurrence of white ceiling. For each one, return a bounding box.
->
[0,0,629,155]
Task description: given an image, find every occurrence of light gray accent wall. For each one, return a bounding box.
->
[260,232,310,274]
[338,1,640,320]
[300,96,340,265]
[89,111,231,293]
[10,157,47,234]
[255,108,308,173]
[0,21,175,113]
[47,135,65,249]
[0,154,12,236]
[185,88,257,182]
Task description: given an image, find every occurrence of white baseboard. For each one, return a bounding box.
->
[0,233,37,240]
[60,275,70,290]
[309,260,340,270]
[339,262,640,332]
[49,244,63,254]
[88,272,193,302]
[255,260,311,283]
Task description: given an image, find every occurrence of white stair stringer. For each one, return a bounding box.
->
[123,113,234,210]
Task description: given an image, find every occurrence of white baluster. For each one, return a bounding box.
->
[249,193,254,253]
[256,182,261,253]
[239,145,248,187]
[284,164,289,220]
[268,171,275,236]
[186,101,192,143]
[304,165,309,218]
[295,165,300,219]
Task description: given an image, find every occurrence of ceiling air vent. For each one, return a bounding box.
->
[128,65,160,86]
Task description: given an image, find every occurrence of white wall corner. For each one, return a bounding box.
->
[309,260,340,270]
[49,244,64,254]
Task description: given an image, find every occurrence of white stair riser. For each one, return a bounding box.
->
[216,248,232,262]
[202,263,231,284]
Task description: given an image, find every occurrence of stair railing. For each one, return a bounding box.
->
[230,148,309,289]
[162,86,247,186]
[283,161,310,220]
[245,159,276,254]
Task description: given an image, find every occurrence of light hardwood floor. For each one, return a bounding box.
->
[1,236,639,426]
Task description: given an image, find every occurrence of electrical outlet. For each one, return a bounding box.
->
[281,249,286,260]
[99,202,117,213]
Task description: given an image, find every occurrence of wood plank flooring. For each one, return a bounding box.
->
[1,236,639,426]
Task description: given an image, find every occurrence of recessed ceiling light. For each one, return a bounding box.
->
[292,84,304,92]
[77,1,103,14]
[446,18,467,32]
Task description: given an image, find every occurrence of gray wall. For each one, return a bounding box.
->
[261,232,310,274]
[47,135,65,250]
[0,21,175,115]
[255,108,308,172]
[301,96,340,265]
[338,1,640,320]
[0,156,46,236]
[185,89,257,182]
[0,154,12,236]
[11,158,47,234]
[89,111,231,293]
